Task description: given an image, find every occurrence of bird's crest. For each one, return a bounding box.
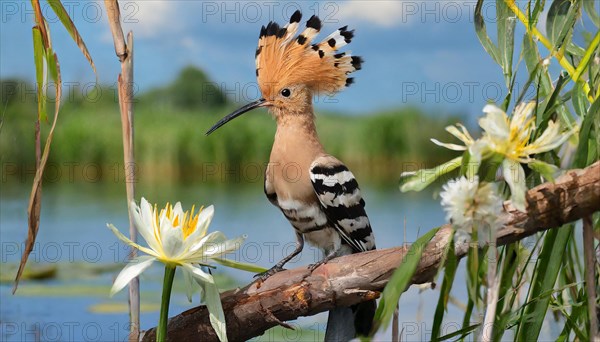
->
[255,11,363,99]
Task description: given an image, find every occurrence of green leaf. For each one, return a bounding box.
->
[15,43,62,293]
[528,159,559,182]
[32,26,46,122]
[515,225,572,341]
[46,0,96,75]
[574,96,600,167]
[530,0,546,29]
[537,71,572,132]
[496,0,517,88]
[431,231,457,341]
[371,227,439,334]
[522,33,553,100]
[492,244,520,341]
[571,82,588,117]
[546,0,580,51]
[573,31,600,84]
[400,157,462,192]
[556,289,589,341]
[45,47,62,122]
[213,258,267,273]
[435,323,479,341]
[475,0,501,66]
[583,0,600,27]
[45,49,58,82]
[515,61,541,106]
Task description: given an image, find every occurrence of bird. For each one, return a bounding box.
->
[206,10,376,341]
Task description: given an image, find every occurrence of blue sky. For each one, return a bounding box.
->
[1,1,554,117]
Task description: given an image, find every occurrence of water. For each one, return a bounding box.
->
[0,180,524,341]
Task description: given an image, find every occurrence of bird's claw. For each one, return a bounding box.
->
[254,265,284,282]
[308,260,325,271]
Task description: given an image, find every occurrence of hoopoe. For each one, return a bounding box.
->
[207,11,376,340]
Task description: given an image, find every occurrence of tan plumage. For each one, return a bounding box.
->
[255,13,361,100]
[207,11,374,340]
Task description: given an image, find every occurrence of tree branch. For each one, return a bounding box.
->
[141,161,600,341]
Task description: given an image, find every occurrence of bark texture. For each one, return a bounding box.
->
[141,161,600,342]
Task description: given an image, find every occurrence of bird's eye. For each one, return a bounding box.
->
[281,88,291,97]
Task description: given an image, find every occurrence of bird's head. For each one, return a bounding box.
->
[207,10,362,135]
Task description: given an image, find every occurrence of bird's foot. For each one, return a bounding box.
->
[308,252,338,271]
[308,260,325,271]
[254,265,284,282]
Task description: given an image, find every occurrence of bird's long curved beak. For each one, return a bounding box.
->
[206,98,270,135]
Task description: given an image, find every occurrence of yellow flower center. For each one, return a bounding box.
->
[182,205,203,239]
[490,114,536,161]
[154,202,203,240]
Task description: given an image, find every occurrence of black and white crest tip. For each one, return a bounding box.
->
[290,10,302,23]
[306,15,322,31]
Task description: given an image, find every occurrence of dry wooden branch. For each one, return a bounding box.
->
[141,161,600,342]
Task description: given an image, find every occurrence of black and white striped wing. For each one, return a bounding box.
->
[310,158,376,253]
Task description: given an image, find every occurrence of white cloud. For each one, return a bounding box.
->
[121,0,182,39]
[337,0,477,28]
[180,36,201,51]
[337,1,409,27]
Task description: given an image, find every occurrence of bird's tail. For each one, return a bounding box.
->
[324,299,376,341]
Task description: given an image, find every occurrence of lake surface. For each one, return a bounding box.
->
[0,181,559,341]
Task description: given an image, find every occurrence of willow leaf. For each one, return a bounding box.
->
[47,0,96,74]
[372,227,439,334]
[32,26,46,122]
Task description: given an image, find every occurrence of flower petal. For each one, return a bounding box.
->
[213,258,268,273]
[172,202,184,228]
[502,159,527,212]
[188,231,226,255]
[107,224,159,258]
[182,263,214,285]
[203,235,246,259]
[110,255,155,296]
[182,267,196,303]
[446,124,474,145]
[510,102,535,132]
[466,141,486,180]
[430,138,467,151]
[195,205,215,240]
[183,234,246,264]
[480,104,509,139]
[456,123,475,141]
[184,265,227,342]
[131,199,163,254]
[526,121,574,155]
[201,281,228,342]
[161,221,184,259]
[182,205,215,249]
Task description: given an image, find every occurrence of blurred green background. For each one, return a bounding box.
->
[1,66,462,186]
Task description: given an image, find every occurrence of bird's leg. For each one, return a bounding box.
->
[255,232,304,281]
[308,246,344,271]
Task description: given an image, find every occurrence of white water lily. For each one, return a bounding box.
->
[479,102,574,211]
[108,198,245,342]
[440,176,503,241]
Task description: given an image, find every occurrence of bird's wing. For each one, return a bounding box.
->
[309,156,376,253]
[264,163,278,206]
